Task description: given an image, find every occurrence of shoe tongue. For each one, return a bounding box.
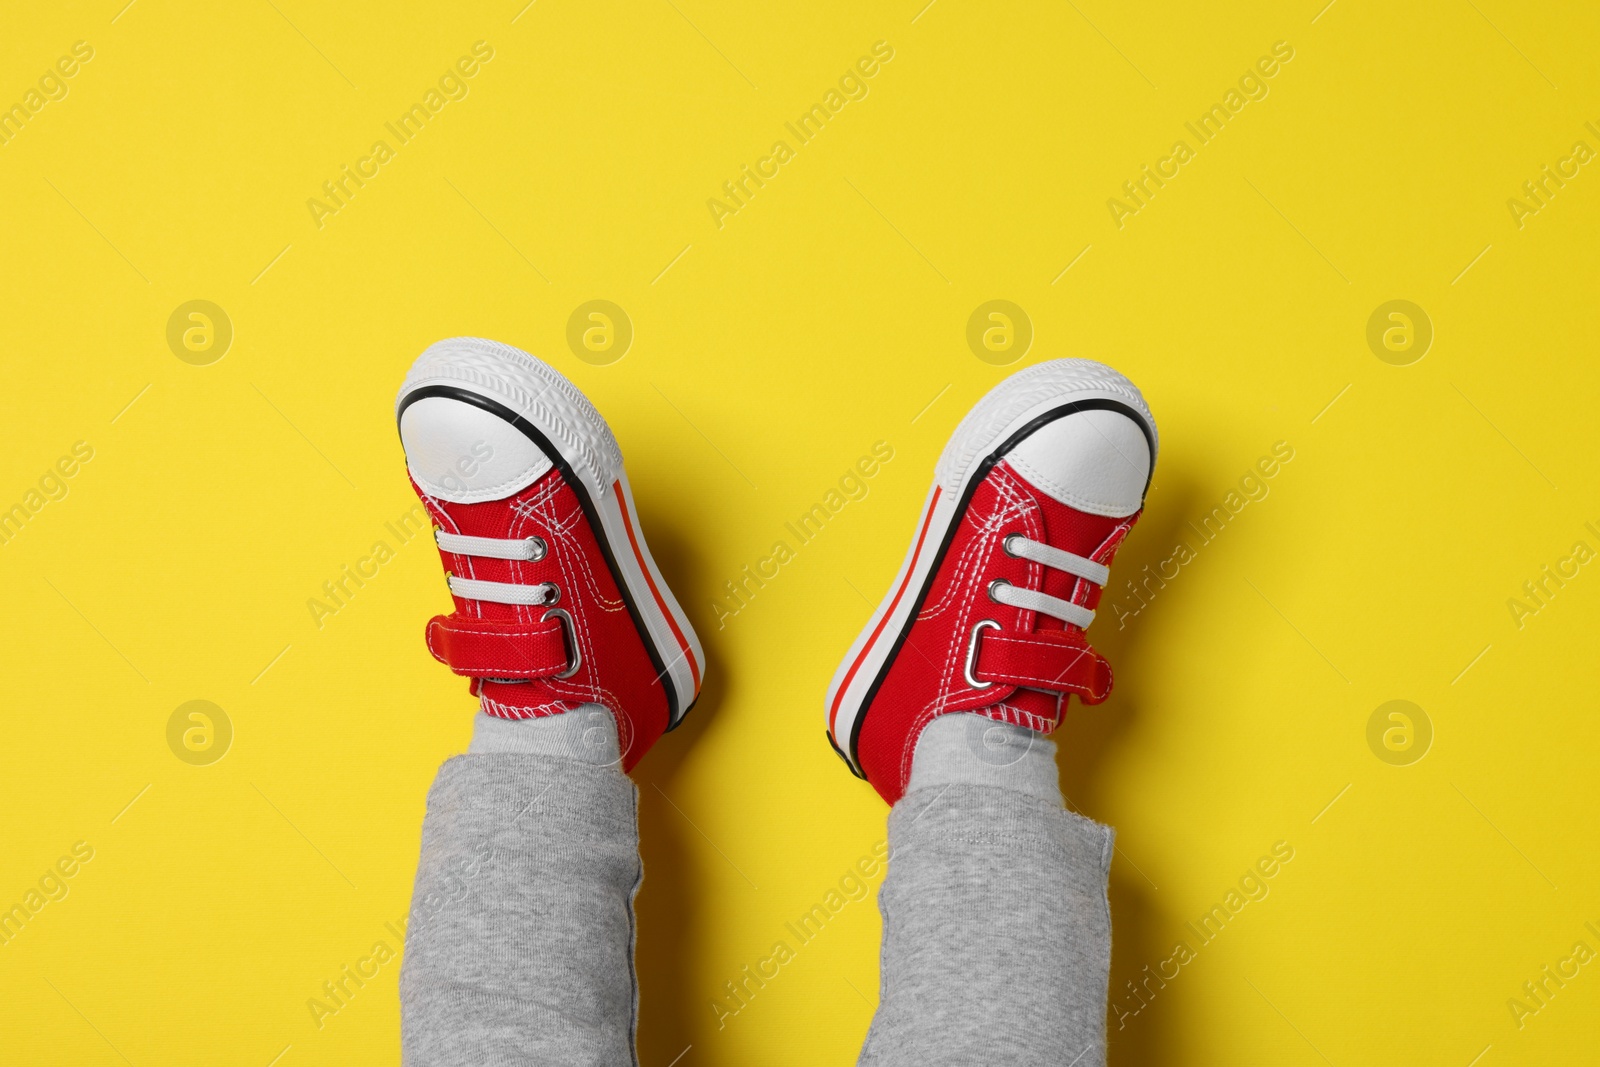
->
[997,460,1129,631]
[435,468,564,624]
[985,461,1131,728]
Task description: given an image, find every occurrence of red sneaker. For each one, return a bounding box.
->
[396,337,703,770]
[826,360,1158,803]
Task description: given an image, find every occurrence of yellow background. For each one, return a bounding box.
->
[2,1,1597,1064]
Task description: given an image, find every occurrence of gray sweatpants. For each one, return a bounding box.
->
[400,754,1113,1065]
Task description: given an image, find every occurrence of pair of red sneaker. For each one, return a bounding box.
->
[397,338,1157,804]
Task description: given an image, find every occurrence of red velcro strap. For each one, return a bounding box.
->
[974,629,1113,704]
[425,613,571,679]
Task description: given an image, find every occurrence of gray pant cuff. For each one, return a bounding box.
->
[401,753,642,1067]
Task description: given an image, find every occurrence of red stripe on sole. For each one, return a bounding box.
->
[828,486,943,734]
[612,480,700,693]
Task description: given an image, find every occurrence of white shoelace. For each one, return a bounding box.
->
[436,531,546,561]
[437,530,558,606]
[989,534,1105,629]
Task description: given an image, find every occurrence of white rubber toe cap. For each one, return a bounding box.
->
[396,336,623,497]
[400,396,553,504]
[1004,408,1151,518]
[934,358,1157,500]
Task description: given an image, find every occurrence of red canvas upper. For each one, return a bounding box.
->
[855,460,1137,803]
[413,468,672,771]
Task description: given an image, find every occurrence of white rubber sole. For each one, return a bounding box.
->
[398,337,704,724]
[824,359,1157,775]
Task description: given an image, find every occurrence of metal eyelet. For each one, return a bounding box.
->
[1002,534,1023,557]
[964,619,1000,689]
[539,583,561,606]
[987,578,1010,604]
[542,607,581,679]
[525,536,548,562]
